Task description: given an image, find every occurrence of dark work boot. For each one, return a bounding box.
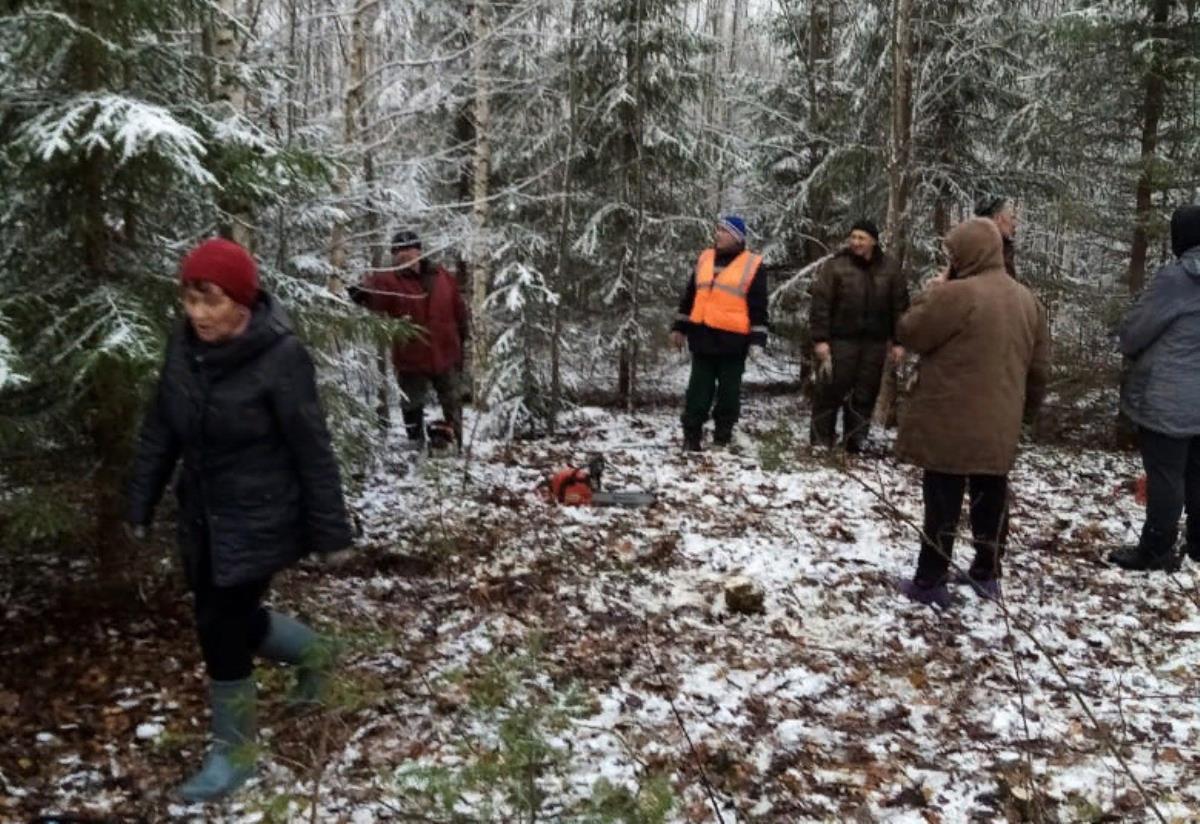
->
[809,413,836,450]
[713,427,733,448]
[1108,525,1180,572]
[1186,521,1200,564]
[401,407,426,448]
[683,427,703,452]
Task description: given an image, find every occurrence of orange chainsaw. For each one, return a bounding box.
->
[1119,474,1148,506]
[541,455,657,508]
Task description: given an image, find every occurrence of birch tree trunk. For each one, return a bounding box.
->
[212,0,255,249]
[715,0,742,211]
[469,0,493,409]
[329,0,373,294]
[276,0,301,271]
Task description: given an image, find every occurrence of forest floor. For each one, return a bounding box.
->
[4,357,1200,823]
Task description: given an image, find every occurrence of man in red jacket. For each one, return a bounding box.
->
[350,230,469,446]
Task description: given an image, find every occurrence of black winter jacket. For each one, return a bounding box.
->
[808,248,908,343]
[128,293,352,587]
[671,248,769,356]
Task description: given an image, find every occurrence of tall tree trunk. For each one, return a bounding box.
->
[74,0,107,277]
[930,2,960,245]
[212,0,254,248]
[715,0,742,211]
[329,0,372,293]
[629,0,646,413]
[617,0,645,408]
[549,0,581,436]
[1128,0,1172,295]
[276,0,301,272]
[326,1,389,428]
[883,0,913,267]
[72,0,124,578]
[703,0,723,213]
[469,0,493,409]
[804,0,830,261]
[877,0,913,430]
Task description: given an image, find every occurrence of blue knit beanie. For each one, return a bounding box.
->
[718,215,747,243]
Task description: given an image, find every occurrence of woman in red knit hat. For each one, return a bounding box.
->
[127,237,354,802]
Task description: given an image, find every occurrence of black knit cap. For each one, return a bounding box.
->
[974,195,1009,218]
[391,230,421,252]
[850,219,880,242]
[1171,205,1200,258]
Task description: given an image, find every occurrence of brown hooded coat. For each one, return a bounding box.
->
[895,219,1050,475]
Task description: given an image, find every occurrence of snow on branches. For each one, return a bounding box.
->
[17,94,216,186]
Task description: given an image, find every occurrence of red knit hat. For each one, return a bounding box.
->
[179,238,260,307]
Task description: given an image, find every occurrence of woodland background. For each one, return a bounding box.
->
[0,0,1198,595]
[5,3,1200,822]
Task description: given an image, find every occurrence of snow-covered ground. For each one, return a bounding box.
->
[7,370,1200,823]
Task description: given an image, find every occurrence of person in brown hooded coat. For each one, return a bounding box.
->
[894,218,1050,607]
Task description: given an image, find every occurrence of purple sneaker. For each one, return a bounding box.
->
[897,578,952,609]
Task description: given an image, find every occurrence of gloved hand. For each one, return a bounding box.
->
[125,522,148,541]
[813,343,833,384]
[815,358,833,384]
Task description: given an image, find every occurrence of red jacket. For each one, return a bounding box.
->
[352,263,469,375]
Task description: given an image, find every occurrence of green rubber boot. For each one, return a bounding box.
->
[258,611,338,706]
[177,678,257,802]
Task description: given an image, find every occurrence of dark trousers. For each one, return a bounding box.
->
[1139,427,1200,547]
[399,370,463,441]
[810,338,887,449]
[681,352,746,437]
[193,551,271,681]
[915,470,1009,584]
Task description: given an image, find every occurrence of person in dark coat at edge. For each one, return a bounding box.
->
[974,195,1019,279]
[1110,205,1200,571]
[670,215,768,451]
[349,230,469,447]
[807,220,909,452]
[893,218,1050,607]
[127,238,354,802]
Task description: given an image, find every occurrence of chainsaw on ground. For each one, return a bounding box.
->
[1117,474,1148,506]
[540,454,657,508]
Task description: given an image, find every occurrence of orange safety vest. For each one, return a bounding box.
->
[689,249,762,335]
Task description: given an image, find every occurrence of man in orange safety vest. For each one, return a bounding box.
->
[670,215,769,452]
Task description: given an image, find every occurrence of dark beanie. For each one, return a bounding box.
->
[850,219,880,242]
[391,230,421,251]
[1171,205,1200,258]
[179,238,259,307]
[974,195,1009,218]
